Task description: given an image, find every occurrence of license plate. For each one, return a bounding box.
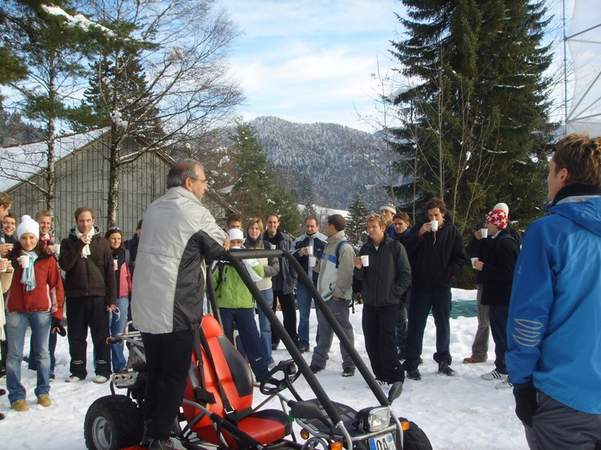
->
[368,432,395,450]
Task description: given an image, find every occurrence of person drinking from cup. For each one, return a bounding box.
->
[354,214,411,386]
[402,197,467,380]
[293,216,327,353]
[5,215,64,411]
[105,227,132,373]
[59,207,116,384]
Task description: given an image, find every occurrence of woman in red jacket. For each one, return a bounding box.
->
[5,215,64,412]
[105,227,132,373]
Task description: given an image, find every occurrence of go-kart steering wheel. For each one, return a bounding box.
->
[260,359,301,395]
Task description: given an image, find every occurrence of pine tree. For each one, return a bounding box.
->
[228,123,301,233]
[390,0,552,231]
[346,195,369,246]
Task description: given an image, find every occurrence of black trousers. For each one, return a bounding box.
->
[489,304,509,374]
[142,330,193,441]
[404,287,452,370]
[66,296,111,378]
[271,290,297,346]
[0,326,7,372]
[395,301,408,360]
[363,304,405,383]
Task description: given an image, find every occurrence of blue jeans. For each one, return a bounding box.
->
[28,329,57,376]
[256,288,274,364]
[110,296,129,372]
[6,311,51,403]
[296,282,313,348]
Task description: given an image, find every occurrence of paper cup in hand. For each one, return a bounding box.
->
[53,244,60,255]
[18,255,30,268]
[309,255,317,267]
[113,259,119,271]
[360,255,370,267]
[0,258,8,272]
[480,228,488,238]
[471,257,479,269]
[307,245,314,256]
[430,220,439,232]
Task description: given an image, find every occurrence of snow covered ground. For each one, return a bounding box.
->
[0,289,527,449]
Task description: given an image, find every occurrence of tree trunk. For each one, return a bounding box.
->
[107,124,120,229]
[45,64,57,212]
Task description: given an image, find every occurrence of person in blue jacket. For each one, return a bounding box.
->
[507,133,601,450]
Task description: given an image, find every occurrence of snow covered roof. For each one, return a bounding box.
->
[0,128,110,191]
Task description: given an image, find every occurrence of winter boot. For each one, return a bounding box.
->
[406,368,421,381]
[438,362,455,376]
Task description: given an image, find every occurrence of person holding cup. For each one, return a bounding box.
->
[105,227,132,373]
[402,197,467,380]
[293,216,327,352]
[4,215,64,411]
[354,214,411,385]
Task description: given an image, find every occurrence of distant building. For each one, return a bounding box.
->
[0,129,234,239]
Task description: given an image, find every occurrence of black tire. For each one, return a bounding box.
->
[84,395,143,450]
[401,419,432,450]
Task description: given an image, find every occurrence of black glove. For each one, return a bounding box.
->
[513,382,537,427]
[52,317,67,337]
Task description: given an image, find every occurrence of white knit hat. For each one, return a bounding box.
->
[493,203,509,215]
[379,204,396,215]
[227,228,244,241]
[17,215,40,240]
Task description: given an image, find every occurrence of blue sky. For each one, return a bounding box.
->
[221,0,402,131]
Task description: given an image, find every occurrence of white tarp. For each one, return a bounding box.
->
[566,0,601,135]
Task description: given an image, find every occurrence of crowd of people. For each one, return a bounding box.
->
[0,133,599,450]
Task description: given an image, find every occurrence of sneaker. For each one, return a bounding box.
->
[11,399,29,412]
[309,364,323,374]
[406,368,421,381]
[268,361,276,370]
[438,362,455,376]
[92,374,109,384]
[481,369,508,381]
[37,394,52,407]
[463,355,487,364]
[495,379,513,390]
[148,438,175,450]
[65,375,82,383]
[342,367,355,377]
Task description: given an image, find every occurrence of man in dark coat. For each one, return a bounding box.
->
[403,198,467,380]
[474,208,519,387]
[354,214,411,384]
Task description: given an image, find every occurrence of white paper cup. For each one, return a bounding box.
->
[309,255,317,267]
[0,257,8,272]
[471,257,479,269]
[430,220,439,232]
[480,228,488,238]
[18,254,30,268]
[53,244,61,255]
[307,245,314,256]
[270,244,276,250]
[113,259,119,271]
[361,255,370,267]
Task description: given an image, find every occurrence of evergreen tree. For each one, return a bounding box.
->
[346,195,369,246]
[390,0,552,231]
[228,123,301,234]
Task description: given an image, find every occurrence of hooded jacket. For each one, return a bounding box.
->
[479,228,519,306]
[507,185,601,414]
[354,234,412,307]
[59,230,116,306]
[316,230,355,301]
[131,187,226,334]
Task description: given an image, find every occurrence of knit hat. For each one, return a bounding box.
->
[486,209,508,230]
[493,203,509,215]
[17,215,40,240]
[227,228,244,241]
[379,204,396,215]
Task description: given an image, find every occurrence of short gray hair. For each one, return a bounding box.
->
[167,159,204,188]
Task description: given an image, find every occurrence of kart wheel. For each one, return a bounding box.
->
[84,395,143,450]
[401,419,432,450]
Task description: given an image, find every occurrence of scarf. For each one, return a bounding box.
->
[20,250,39,291]
[74,228,96,258]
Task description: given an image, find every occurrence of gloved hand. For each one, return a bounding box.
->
[52,317,67,337]
[513,381,537,427]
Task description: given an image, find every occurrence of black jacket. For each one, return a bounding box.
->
[263,230,296,294]
[403,218,467,288]
[479,229,520,306]
[354,235,412,307]
[59,230,116,305]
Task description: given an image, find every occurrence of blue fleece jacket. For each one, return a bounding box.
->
[507,193,601,414]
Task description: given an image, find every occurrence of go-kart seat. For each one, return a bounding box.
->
[183,315,291,448]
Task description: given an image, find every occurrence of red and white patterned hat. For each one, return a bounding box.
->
[486,209,508,230]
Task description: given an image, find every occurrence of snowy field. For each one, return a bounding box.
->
[0,289,527,450]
